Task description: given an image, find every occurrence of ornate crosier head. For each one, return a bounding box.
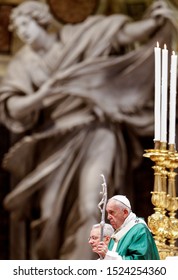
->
[97,174,108,259]
[98,174,107,217]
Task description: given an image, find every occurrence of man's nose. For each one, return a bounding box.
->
[88,238,93,244]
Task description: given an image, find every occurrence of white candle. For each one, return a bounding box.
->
[154,42,161,141]
[160,44,168,143]
[169,51,177,145]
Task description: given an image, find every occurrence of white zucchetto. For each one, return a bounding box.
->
[112,195,131,209]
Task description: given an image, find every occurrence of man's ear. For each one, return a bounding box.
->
[105,236,110,243]
[123,208,129,216]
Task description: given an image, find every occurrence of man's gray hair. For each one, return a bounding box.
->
[92,223,114,237]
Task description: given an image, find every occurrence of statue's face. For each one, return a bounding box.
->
[13,14,42,44]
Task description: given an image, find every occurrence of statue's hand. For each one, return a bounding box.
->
[150,0,175,25]
[38,80,51,97]
[39,77,61,97]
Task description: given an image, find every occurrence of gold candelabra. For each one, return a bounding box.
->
[143,141,178,259]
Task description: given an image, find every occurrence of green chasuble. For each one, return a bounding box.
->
[108,223,160,260]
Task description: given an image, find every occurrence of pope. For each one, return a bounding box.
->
[97,195,160,260]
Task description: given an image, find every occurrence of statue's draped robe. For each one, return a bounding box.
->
[0,14,173,259]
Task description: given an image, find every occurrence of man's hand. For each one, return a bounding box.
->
[97,241,108,258]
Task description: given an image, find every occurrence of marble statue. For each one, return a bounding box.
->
[0,0,177,259]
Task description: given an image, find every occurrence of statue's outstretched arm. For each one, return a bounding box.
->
[117,0,176,45]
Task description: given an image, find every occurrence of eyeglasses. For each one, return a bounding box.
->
[88,236,100,241]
